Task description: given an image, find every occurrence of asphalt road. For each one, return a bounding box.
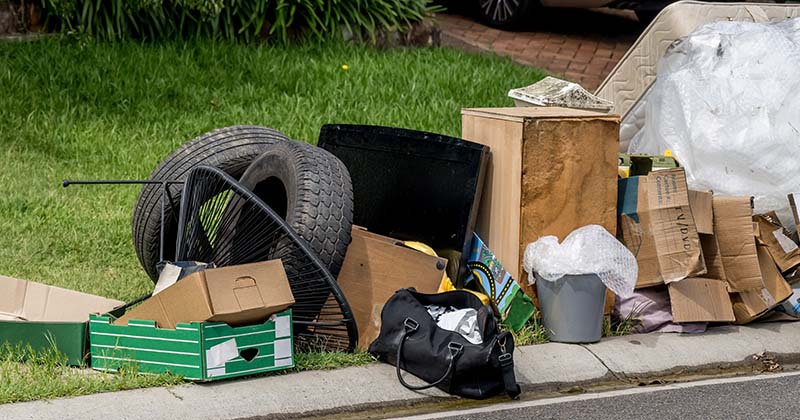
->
[391,371,800,420]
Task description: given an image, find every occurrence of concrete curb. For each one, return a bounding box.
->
[2,322,800,420]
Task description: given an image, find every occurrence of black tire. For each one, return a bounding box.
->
[477,0,538,29]
[132,125,290,281]
[238,140,353,277]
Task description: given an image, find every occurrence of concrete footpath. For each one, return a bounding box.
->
[3,322,800,420]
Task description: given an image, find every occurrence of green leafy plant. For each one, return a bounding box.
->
[38,0,439,43]
[512,311,550,346]
[603,303,644,337]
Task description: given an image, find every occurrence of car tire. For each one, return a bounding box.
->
[238,140,354,278]
[477,0,538,29]
[132,125,290,281]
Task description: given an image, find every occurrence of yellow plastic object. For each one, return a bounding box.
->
[404,241,491,305]
[404,241,450,284]
[438,276,491,306]
[403,241,438,258]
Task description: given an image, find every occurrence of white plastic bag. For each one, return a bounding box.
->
[523,225,638,298]
[629,19,800,227]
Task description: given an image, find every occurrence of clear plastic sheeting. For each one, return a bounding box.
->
[629,19,800,225]
[523,225,638,298]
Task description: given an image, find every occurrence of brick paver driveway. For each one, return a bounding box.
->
[438,9,646,90]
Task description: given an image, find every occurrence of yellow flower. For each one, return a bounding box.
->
[341,64,349,71]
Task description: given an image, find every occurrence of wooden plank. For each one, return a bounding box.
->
[461,113,523,279]
[462,107,617,121]
[336,228,446,350]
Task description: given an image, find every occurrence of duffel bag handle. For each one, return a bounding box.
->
[498,334,521,399]
[395,317,463,391]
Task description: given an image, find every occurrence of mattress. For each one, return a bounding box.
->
[594,1,800,151]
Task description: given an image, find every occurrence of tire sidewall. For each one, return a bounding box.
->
[239,150,299,226]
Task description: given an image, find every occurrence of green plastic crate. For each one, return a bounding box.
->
[89,310,294,381]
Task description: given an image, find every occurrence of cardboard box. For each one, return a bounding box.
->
[754,212,800,273]
[90,310,294,381]
[461,107,619,298]
[116,260,295,329]
[712,197,763,292]
[730,244,793,324]
[0,275,123,365]
[337,227,447,350]
[667,278,735,323]
[618,168,706,288]
[657,191,733,323]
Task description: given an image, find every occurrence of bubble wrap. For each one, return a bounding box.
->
[629,19,800,228]
[523,225,638,298]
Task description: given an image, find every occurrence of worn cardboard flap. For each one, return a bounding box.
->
[667,278,734,323]
[700,234,727,282]
[618,168,706,288]
[0,275,123,323]
[754,212,800,273]
[712,196,763,292]
[731,244,793,324]
[688,190,714,235]
[789,193,800,228]
[117,260,295,329]
[757,244,793,305]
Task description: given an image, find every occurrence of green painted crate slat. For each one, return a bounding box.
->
[89,310,294,381]
[0,320,89,366]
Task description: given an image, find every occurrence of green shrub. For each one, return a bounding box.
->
[39,0,438,43]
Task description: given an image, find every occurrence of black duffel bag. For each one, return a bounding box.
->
[368,288,521,400]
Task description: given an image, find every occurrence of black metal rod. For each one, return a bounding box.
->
[62,178,184,268]
[62,179,184,187]
[160,182,166,263]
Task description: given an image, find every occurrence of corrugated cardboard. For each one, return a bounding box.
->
[116,260,295,329]
[0,275,123,322]
[754,212,800,273]
[618,168,706,288]
[700,234,727,282]
[789,193,800,228]
[730,243,793,324]
[337,227,446,350]
[667,277,734,323]
[688,190,714,235]
[0,275,124,365]
[712,197,763,292]
[778,281,800,317]
[690,190,728,282]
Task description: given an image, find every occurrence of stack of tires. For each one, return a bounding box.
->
[131,125,354,283]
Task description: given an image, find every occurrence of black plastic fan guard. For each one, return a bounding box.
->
[175,165,358,352]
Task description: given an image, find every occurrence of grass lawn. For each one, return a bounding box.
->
[0,37,546,403]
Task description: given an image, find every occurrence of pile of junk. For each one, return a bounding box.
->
[4,0,800,401]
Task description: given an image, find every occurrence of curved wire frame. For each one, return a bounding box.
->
[175,165,358,352]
